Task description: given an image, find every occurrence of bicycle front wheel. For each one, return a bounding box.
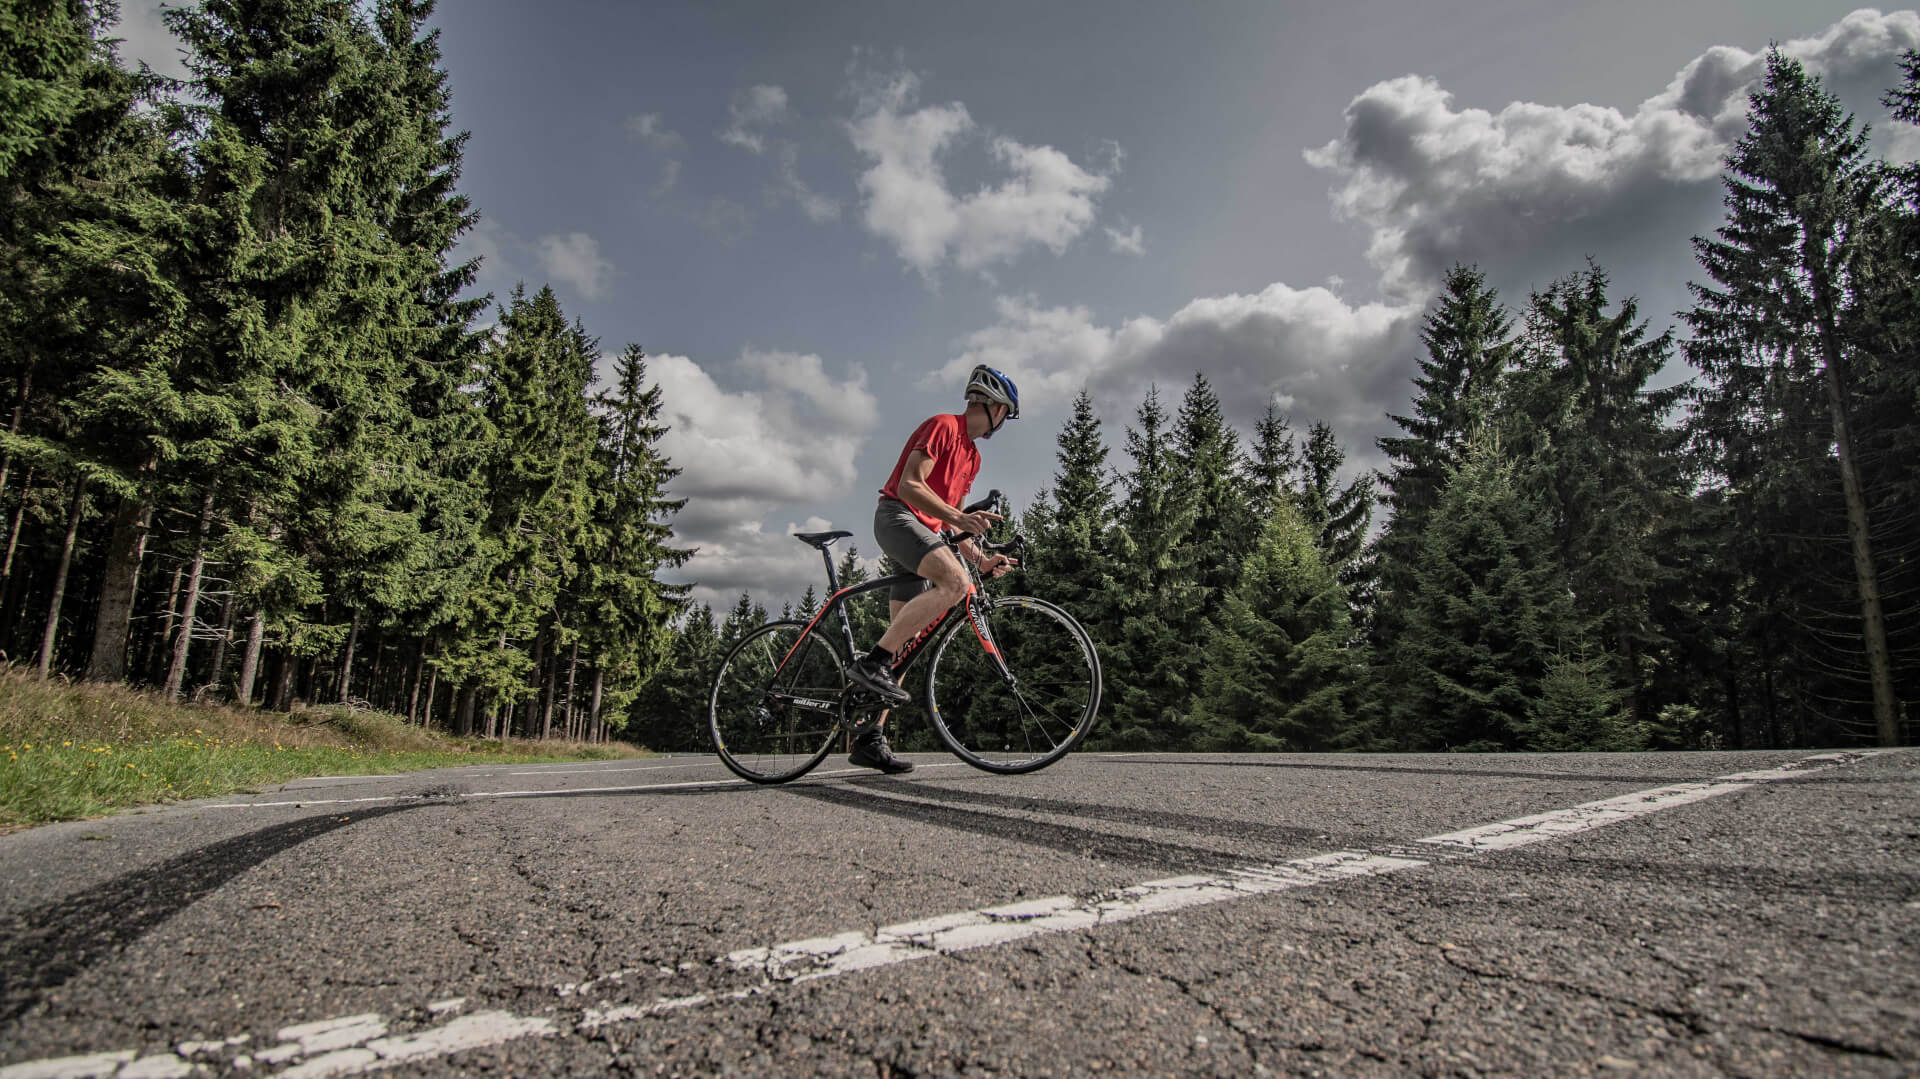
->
[924,596,1102,774]
[710,621,845,784]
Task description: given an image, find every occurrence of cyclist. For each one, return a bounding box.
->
[844,364,1022,773]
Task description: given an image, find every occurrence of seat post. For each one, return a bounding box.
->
[821,546,839,593]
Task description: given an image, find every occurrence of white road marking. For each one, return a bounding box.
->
[506,760,706,776]
[194,764,963,810]
[0,750,1888,1078]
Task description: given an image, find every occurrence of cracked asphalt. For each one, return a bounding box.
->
[1,749,1916,1077]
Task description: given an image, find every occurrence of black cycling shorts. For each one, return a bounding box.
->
[873,498,945,603]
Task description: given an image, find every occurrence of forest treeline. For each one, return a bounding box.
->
[1,1,689,739]
[3,6,1914,752]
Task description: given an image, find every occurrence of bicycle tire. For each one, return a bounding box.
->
[923,596,1102,774]
[710,620,845,784]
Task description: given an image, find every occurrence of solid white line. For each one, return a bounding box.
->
[506,761,709,776]
[1,751,1886,1078]
[196,764,962,809]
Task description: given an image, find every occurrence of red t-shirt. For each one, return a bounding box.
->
[879,413,980,531]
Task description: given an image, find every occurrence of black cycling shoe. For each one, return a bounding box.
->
[849,729,914,774]
[847,656,910,704]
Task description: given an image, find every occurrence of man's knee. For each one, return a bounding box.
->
[915,548,968,599]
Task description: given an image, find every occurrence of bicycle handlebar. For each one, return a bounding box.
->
[948,489,1025,557]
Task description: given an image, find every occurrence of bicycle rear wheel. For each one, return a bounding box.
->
[924,596,1101,774]
[710,621,845,783]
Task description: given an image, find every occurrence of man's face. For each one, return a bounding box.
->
[981,402,1009,438]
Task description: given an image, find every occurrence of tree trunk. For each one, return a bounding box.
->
[86,493,154,682]
[407,642,426,723]
[35,475,89,678]
[0,367,30,505]
[563,642,580,741]
[150,563,183,684]
[455,685,474,737]
[541,631,564,740]
[236,610,266,706]
[336,609,362,703]
[1810,284,1897,744]
[589,666,605,741]
[271,648,295,712]
[202,591,237,699]
[164,488,216,700]
[1,464,32,581]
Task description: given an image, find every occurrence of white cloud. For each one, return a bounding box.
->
[626,112,686,151]
[849,71,1114,274]
[944,288,1421,473]
[773,145,842,222]
[1105,223,1145,256]
[720,84,790,154]
[535,232,615,299]
[650,351,883,608]
[1304,9,1920,299]
[109,1,189,80]
[653,158,682,197]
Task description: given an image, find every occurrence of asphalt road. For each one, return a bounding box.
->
[1,748,1916,1077]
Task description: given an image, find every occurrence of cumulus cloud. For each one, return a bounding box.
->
[849,71,1115,274]
[943,288,1422,476]
[535,232,614,299]
[1305,8,1920,300]
[650,351,882,608]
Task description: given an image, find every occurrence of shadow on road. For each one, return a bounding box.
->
[852,776,1396,850]
[781,781,1256,875]
[0,802,426,1027]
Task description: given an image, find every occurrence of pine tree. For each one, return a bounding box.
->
[578,343,692,733]
[1510,266,1688,726]
[1021,389,1123,681]
[1294,422,1373,586]
[1376,440,1593,751]
[1104,386,1201,749]
[1172,373,1254,617]
[1192,502,1357,751]
[1372,267,1514,641]
[1243,405,1298,525]
[1684,49,1901,746]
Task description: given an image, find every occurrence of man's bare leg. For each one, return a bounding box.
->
[878,547,968,654]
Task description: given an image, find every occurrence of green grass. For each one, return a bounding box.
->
[0,668,652,831]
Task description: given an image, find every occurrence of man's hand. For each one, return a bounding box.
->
[978,553,1017,579]
[952,509,1003,536]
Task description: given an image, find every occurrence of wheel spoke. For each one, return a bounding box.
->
[710,622,846,783]
[926,598,1100,774]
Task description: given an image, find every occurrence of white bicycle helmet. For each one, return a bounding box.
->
[965,364,1020,419]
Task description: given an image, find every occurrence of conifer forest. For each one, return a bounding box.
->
[2,4,1915,753]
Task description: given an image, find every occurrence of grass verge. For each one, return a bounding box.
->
[0,667,651,832]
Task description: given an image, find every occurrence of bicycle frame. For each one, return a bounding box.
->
[779,539,1009,695]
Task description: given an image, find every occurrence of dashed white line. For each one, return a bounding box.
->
[0,750,1887,1078]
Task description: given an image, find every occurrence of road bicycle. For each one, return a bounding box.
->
[708,491,1103,783]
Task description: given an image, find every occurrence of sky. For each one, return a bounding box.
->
[114,2,1920,615]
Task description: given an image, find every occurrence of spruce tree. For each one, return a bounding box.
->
[1376,440,1593,751]
[1104,386,1201,749]
[1192,502,1357,751]
[1511,266,1688,725]
[579,343,692,731]
[1372,267,1514,641]
[1685,49,1901,745]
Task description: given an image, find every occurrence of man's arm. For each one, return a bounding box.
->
[897,451,1000,542]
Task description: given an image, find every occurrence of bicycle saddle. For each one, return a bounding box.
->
[793,530,852,549]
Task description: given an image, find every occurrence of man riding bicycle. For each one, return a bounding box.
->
[845,365,1022,773]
